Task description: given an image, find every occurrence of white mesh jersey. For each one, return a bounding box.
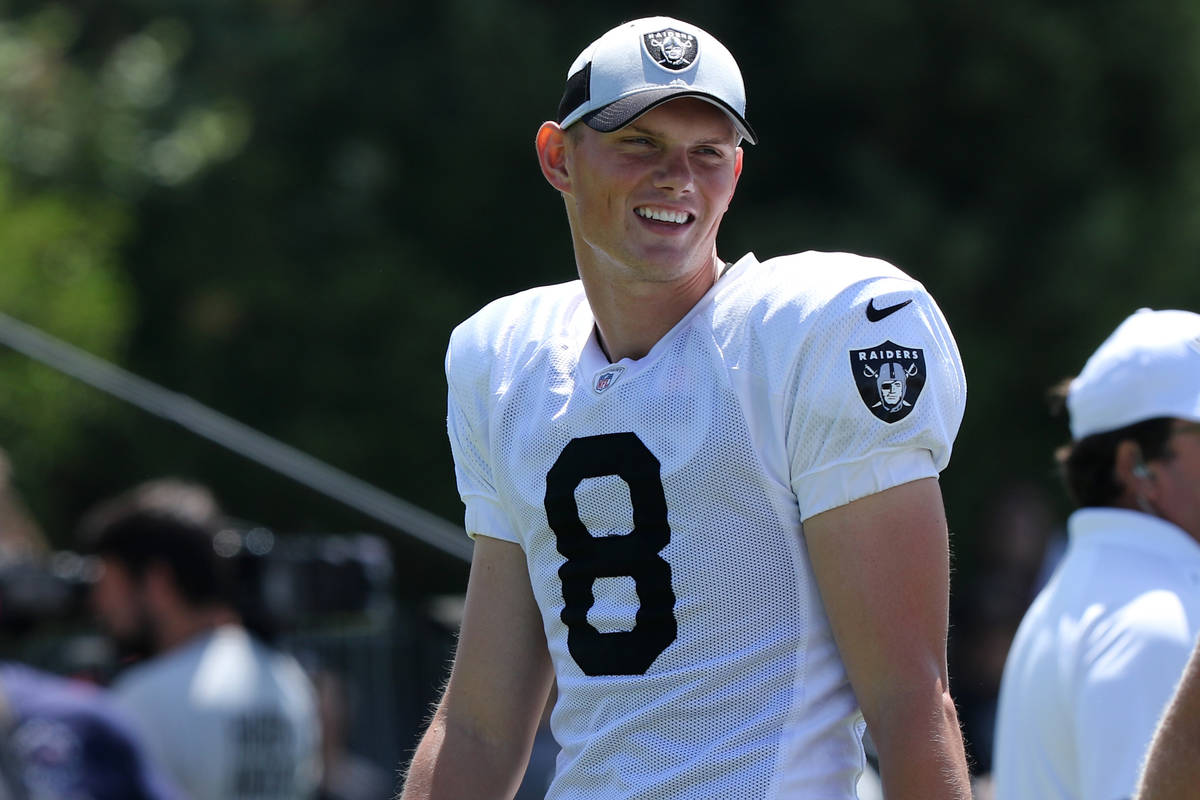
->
[446,251,966,800]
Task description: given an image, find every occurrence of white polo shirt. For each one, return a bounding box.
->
[993,507,1200,800]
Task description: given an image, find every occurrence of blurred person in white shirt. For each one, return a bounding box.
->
[81,478,321,800]
[993,309,1200,800]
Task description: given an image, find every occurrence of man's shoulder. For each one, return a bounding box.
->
[263,646,318,706]
[110,651,194,706]
[113,628,312,712]
[740,250,922,306]
[447,280,587,390]
[112,629,224,698]
[1029,532,1200,653]
[457,280,585,332]
[450,280,585,353]
[2,662,105,717]
[716,250,931,345]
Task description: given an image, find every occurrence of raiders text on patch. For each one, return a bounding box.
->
[848,341,927,423]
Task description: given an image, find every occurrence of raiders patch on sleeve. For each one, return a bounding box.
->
[849,341,926,423]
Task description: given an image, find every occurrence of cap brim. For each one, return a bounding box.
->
[581,88,758,145]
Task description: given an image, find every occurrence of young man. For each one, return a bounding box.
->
[993,308,1200,799]
[81,479,322,800]
[403,16,971,799]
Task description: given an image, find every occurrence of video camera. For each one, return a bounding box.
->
[0,551,97,637]
[0,528,394,641]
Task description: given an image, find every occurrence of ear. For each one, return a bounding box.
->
[143,562,182,610]
[727,146,744,209]
[536,121,571,194]
[1115,439,1157,499]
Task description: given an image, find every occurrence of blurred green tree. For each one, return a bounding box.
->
[5,0,1200,779]
[0,4,254,536]
[1,0,1199,581]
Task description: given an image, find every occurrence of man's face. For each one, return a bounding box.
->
[90,557,154,658]
[561,97,743,284]
[1152,420,1200,540]
[881,380,903,406]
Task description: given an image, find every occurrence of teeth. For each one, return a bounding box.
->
[636,207,690,224]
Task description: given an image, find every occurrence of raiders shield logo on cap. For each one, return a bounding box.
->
[643,29,697,71]
[849,341,927,423]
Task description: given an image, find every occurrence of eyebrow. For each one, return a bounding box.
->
[622,122,737,146]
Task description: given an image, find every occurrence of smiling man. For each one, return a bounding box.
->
[401,16,971,800]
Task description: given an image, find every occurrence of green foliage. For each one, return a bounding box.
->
[0,4,248,193]
[0,168,131,530]
[0,2,252,536]
[1,0,1200,574]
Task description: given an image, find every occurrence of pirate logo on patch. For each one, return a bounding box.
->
[849,341,927,423]
[643,29,697,71]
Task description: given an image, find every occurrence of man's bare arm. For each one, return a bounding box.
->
[400,535,554,800]
[805,477,971,799]
[1135,636,1200,800]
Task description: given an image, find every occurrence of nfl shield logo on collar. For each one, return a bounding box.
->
[849,340,926,423]
[593,365,626,394]
[643,29,697,71]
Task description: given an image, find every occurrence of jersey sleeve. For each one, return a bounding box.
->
[445,319,520,544]
[785,269,966,520]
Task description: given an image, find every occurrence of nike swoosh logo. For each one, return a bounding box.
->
[866,298,912,322]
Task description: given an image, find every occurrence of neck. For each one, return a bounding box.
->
[582,253,726,362]
[154,606,240,652]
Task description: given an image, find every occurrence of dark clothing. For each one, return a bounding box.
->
[1,663,181,800]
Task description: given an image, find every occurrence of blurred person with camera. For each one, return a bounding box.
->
[79,478,322,800]
[0,452,182,800]
[992,308,1200,799]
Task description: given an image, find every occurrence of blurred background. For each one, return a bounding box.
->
[2,0,1199,789]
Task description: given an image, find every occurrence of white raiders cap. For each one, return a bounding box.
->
[555,16,757,145]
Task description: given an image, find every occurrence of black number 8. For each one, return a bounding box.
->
[544,432,678,676]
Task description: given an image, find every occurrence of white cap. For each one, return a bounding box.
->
[556,17,757,145]
[1067,308,1200,439]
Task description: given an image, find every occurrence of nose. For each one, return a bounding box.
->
[653,148,694,194]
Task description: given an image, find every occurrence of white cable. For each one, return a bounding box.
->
[0,312,473,563]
